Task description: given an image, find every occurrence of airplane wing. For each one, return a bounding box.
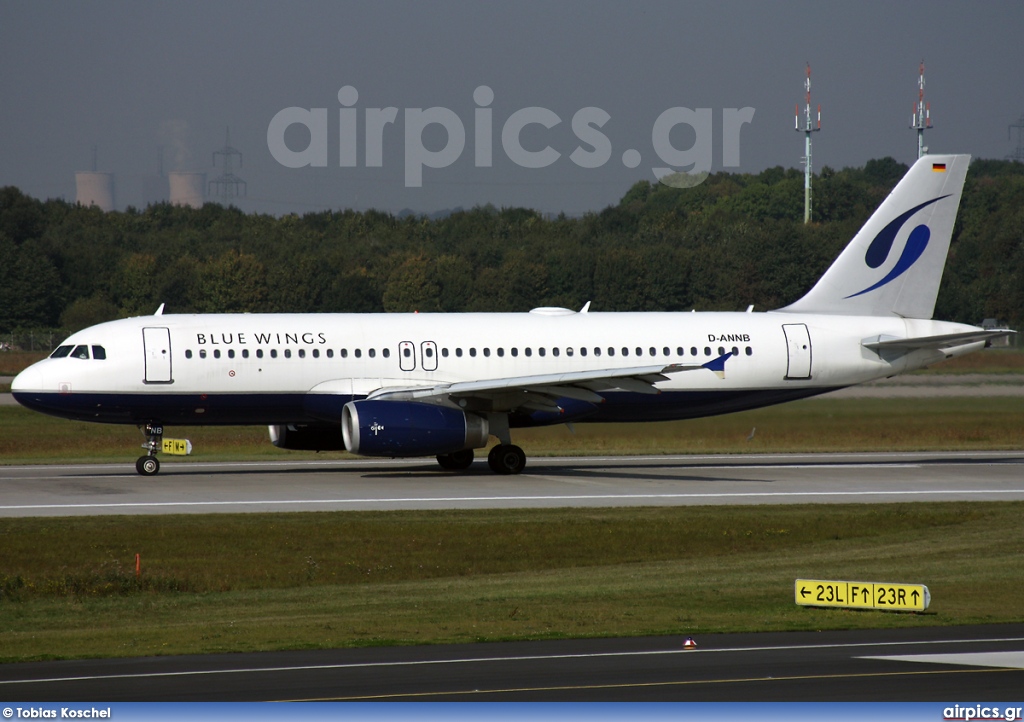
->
[366,353,733,412]
[863,329,1016,352]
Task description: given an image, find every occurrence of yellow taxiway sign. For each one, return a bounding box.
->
[795,579,930,611]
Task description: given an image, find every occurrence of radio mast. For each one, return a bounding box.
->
[911,61,932,159]
[795,63,821,224]
[1008,114,1024,163]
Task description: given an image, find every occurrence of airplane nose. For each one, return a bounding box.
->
[11,365,44,393]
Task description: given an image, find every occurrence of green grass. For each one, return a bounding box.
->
[1,503,1022,661]
[4,395,1022,467]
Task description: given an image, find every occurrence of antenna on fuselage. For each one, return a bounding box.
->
[154,303,165,316]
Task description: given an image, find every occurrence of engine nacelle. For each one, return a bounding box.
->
[342,400,489,458]
[269,424,345,451]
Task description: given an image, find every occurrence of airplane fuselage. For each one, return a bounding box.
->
[12,309,982,428]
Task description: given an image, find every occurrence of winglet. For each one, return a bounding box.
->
[702,351,733,380]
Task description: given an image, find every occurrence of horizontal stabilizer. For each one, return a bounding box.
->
[863,329,1016,352]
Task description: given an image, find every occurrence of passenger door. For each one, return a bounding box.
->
[142,327,173,383]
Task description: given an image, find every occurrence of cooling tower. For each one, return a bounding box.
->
[75,172,115,211]
[169,171,206,208]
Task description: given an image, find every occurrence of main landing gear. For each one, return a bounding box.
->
[487,444,527,475]
[136,423,163,476]
[434,444,527,474]
[436,449,475,470]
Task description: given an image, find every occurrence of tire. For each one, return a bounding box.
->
[437,449,475,471]
[136,456,160,476]
[487,444,526,475]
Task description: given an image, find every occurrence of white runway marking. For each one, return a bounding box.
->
[863,651,1024,669]
[6,636,1024,687]
[2,488,1024,512]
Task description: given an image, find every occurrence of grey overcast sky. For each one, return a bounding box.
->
[1,0,1022,216]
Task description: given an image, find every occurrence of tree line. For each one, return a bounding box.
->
[2,157,1022,346]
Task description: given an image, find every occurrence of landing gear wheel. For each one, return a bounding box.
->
[437,449,475,471]
[136,423,164,477]
[487,444,526,475]
[136,455,160,476]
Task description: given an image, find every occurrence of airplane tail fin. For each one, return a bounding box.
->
[779,154,970,319]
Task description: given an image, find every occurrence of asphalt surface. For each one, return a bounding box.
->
[2,625,1023,701]
[1,451,1022,517]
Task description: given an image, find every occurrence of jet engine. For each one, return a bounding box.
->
[342,400,489,457]
[268,424,346,451]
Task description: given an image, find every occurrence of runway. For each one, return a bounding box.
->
[1,451,1023,517]
[2,624,1023,701]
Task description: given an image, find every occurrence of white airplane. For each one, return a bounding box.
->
[11,154,1013,476]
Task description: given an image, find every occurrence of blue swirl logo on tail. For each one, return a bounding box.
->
[846,194,949,299]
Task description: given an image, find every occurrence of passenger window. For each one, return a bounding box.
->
[285,349,292,359]
[185,349,193,359]
[71,345,90,360]
[270,349,278,358]
[594,347,601,357]
[525,348,532,357]
[731,347,739,356]
[637,347,643,356]
[456,348,463,357]
[470,348,477,357]
[354,349,361,358]
[511,348,519,357]
[691,347,698,356]
[621,348,629,357]
[718,347,725,356]
[92,345,106,360]
[483,348,490,357]
[745,347,753,356]
[50,345,73,358]
[539,348,546,357]
[704,347,711,356]
[676,347,684,356]
[368,349,375,358]
[341,349,348,358]
[580,347,587,357]
[565,348,573,357]
[214,349,221,359]
[383,348,391,358]
[200,349,207,359]
[257,349,264,359]
[298,349,306,358]
[552,348,560,357]
[228,349,235,359]
[441,348,449,358]
[243,349,250,359]
[326,349,334,358]
[497,348,504,357]
[608,347,615,357]
[403,347,411,357]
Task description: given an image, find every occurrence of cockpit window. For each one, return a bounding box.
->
[50,345,73,358]
[70,345,90,360]
[92,345,106,360]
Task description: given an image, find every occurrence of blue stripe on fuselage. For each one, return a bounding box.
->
[15,387,839,428]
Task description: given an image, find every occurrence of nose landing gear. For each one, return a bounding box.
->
[136,423,163,476]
